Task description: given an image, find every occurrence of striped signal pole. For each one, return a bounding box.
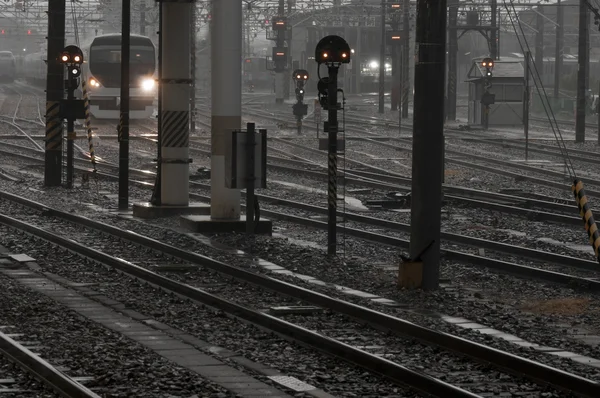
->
[159,0,192,206]
[119,0,130,211]
[44,0,65,186]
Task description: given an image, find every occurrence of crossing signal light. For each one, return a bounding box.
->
[481,58,494,69]
[292,69,309,81]
[60,45,84,64]
[481,57,494,79]
[70,66,81,78]
[315,35,351,64]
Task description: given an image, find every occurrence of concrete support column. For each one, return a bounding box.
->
[275,73,286,103]
[211,0,241,219]
[160,2,191,205]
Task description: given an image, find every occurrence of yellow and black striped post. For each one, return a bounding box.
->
[44,0,66,187]
[44,100,63,185]
[81,80,96,171]
[326,65,340,257]
[572,179,600,262]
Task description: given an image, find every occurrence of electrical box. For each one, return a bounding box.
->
[60,99,86,120]
[225,129,267,189]
[293,103,308,116]
[481,92,495,106]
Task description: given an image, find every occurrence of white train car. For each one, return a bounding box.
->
[23,52,45,85]
[0,51,16,83]
[22,34,157,119]
[82,34,156,119]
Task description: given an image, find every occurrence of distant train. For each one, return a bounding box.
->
[0,51,16,83]
[508,52,600,96]
[243,57,273,91]
[23,34,157,119]
[83,34,156,119]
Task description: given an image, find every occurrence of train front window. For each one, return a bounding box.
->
[90,46,154,64]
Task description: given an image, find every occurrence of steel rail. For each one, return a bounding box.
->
[0,211,477,398]
[0,147,592,274]
[0,192,599,397]
[0,145,592,272]
[0,331,100,398]
[252,192,598,271]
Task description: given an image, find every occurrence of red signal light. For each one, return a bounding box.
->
[27,30,31,35]
[1,30,4,34]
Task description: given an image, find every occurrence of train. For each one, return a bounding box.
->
[0,51,16,83]
[243,57,273,92]
[23,34,157,119]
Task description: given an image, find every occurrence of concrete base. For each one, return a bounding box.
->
[398,261,423,289]
[180,215,273,235]
[133,202,210,219]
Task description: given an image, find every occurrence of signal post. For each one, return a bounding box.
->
[292,70,309,134]
[59,46,85,189]
[314,36,351,257]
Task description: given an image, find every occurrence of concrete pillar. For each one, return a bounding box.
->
[160,2,191,205]
[275,73,286,103]
[211,0,241,219]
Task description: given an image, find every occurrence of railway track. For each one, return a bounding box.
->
[0,326,99,397]
[0,190,598,396]
[0,141,598,295]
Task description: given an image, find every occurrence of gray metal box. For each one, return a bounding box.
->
[225,129,267,189]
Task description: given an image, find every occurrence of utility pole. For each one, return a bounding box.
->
[524,51,530,161]
[119,0,130,211]
[402,0,410,118]
[274,0,286,104]
[447,0,458,122]
[409,0,446,290]
[575,0,588,143]
[140,0,146,35]
[285,0,293,101]
[490,0,498,59]
[190,4,196,133]
[378,0,386,114]
[535,4,544,73]
[211,0,241,219]
[44,0,65,187]
[554,0,563,99]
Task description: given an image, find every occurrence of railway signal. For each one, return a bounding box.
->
[315,35,351,257]
[292,69,309,134]
[59,45,86,189]
[480,57,495,130]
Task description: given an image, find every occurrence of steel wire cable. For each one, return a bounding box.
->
[503,0,576,178]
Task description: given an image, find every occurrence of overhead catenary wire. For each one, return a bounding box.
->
[502,0,576,178]
[504,0,600,263]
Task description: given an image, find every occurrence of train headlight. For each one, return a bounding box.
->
[141,78,155,91]
[89,78,101,87]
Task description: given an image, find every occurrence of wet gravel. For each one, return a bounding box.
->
[0,225,418,398]
[0,90,599,395]
[0,268,234,397]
